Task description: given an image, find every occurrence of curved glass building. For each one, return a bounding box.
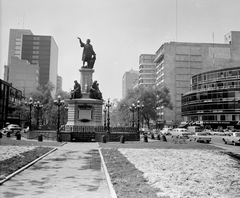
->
[182,66,240,129]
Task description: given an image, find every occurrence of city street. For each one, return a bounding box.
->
[206,135,240,154]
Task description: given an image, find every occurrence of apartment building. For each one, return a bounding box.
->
[139,54,156,89]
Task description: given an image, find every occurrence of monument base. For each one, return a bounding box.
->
[65,98,103,132]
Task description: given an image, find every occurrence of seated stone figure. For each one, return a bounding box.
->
[89,80,102,100]
[71,80,82,99]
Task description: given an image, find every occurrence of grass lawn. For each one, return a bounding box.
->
[100,138,240,198]
[0,136,62,181]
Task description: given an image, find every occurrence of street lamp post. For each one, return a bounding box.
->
[25,97,33,131]
[103,105,107,128]
[54,95,64,142]
[129,103,136,127]
[136,100,144,131]
[64,106,68,125]
[34,101,43,129]
[105,99,112,133]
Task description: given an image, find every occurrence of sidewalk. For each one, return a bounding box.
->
[0,142,112,198]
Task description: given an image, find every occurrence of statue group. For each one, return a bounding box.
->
[70,80,102,100]
[70,37,102,100]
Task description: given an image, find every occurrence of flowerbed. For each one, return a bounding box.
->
[119,148,240,198]
[101,140,240,198]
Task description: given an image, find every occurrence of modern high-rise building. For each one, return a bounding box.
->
[154,31,240,125]
[139,54,156,89]
[7,29,33,65]
[5,29,59,97]
[122,69,139,99]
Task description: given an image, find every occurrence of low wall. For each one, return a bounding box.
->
[26,128,139,142]
[26,130,57,141]
[95,132,140,142]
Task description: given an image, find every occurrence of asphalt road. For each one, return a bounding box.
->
[207,135,240,154]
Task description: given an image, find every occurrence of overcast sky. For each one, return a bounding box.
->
[0,0,240,101]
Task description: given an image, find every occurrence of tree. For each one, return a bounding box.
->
[116,86,172,128]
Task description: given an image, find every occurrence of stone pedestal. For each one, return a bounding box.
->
[79,68,94,98]
[64,67,104,134]
[65,98,103,127]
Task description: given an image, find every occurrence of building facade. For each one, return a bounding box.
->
[181,67,240,129]
[7,29,33,65]
[4,57,39,98]
[122,69,139,99]
[0,79,23,128]
[139,54,156,89]
[57,75,63,92]
[5,29,59,97]
[154,31,240,125]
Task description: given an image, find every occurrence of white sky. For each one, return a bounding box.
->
[0,0,240,100]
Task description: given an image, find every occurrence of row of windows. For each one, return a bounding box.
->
[182,90,236,104]
[182,102,240,112]
[192,69,240,84]
[33,51,39,54]
[32,55,39,59]
[139,65,156,69]
[139,79,156,83]
[184,115,237,121]
[139,74,156,78]
[192,80,240,91]
[139,70,155,74]
[32,60,39,64]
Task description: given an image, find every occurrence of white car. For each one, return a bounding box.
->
[222,132,240,146]
[1,124,21,135]
[171,128,191,138]
[189,132,211,143]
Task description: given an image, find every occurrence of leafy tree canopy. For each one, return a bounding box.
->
[116,86,172,127]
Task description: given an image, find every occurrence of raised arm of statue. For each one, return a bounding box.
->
[77,37,85,47]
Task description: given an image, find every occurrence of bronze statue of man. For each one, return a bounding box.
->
[71,80,82,99]
[77,37,96,68]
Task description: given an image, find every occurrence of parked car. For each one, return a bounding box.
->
[222,132,240,146]
[1,124,21,135]
[210,131,225,136]
[189,132,211,143]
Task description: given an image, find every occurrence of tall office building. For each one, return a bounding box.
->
[122,69,139,99]
[7,29,33,65]
[5,29,58,97]
[154,31,240,125]
[139,54,156,89]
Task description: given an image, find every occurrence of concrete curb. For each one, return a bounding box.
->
[0,143,66,185]
[97,143,118,198]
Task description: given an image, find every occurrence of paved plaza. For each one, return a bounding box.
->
[0,143,111,198]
